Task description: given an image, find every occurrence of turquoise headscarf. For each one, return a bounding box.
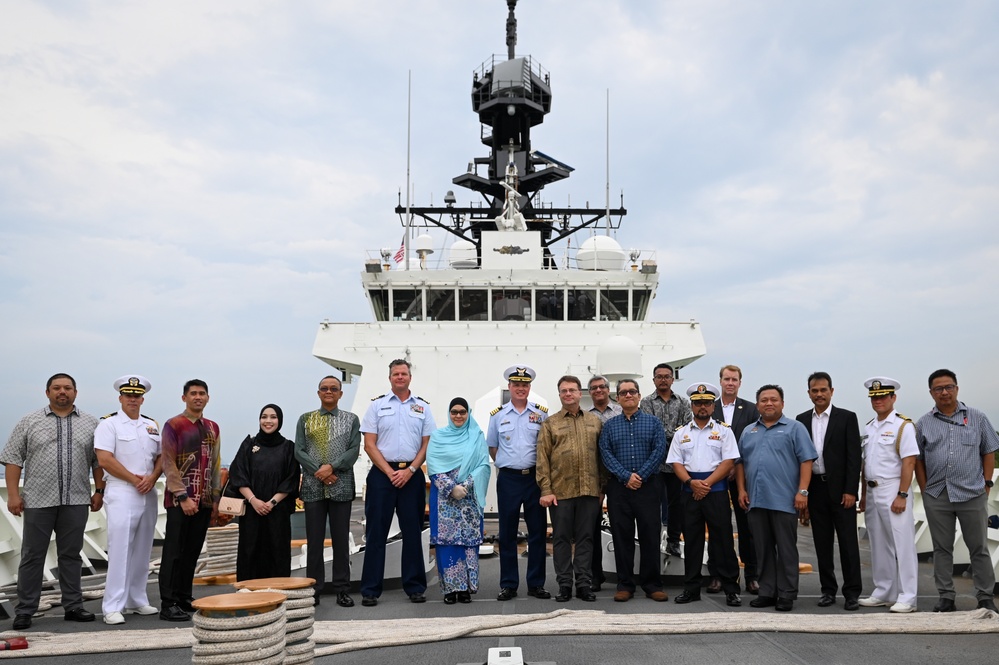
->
[427,399,492,511]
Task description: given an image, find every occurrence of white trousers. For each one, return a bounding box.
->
[865,481,918,606]
[102,482,158,613]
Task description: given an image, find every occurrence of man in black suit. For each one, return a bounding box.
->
[796,371,862,611]
[705,365,760,595]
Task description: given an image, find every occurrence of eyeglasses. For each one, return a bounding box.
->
[450,409,468,416]
[653,375,674,381]
[618,389,640,397]
[559,388,580,394]
[930,384,957,395]
[589,384,608,391]
[318,387,341,393]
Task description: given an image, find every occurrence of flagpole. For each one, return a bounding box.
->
[404,70,412,271]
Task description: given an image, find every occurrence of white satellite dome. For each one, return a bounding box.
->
[448,239,478,269]
[576,235,627,271]
[596,335,643,383]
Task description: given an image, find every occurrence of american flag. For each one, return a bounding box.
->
[393,235,405,263]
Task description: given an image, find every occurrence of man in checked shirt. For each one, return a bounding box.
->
[599,378,668,603]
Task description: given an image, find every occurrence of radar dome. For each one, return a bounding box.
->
[576,236,627,271]
[448,239,478,269]
[596,335,643,382]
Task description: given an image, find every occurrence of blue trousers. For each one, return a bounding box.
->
[496,470,547,590]
[360,467,427,597]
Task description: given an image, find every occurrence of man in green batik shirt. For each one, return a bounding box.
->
[294,375,361,607]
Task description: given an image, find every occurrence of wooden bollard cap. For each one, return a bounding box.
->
[192,591,287,617]
[233,577,316,591]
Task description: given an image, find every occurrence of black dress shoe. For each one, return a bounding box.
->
[444,593,457,605]
[726,593,742,607]
[555,586,572,602]
[361,596,378,607]
[674,590,701,604]
[978,599,998,613]
[178,600,196,613]
[409,592,427,603]
[775,598,794,612]
[12,615,31,630]
[336,592,355,608]
[750,596,777,608]
[64,607,95,622]
[844,599,859,611]
[457,591,472,604]
[497,588,518,601]
[706,577,722,594]
[933,598,956,612]
[745,580,760,595]
[576,587,596,602]
[528,587,551,599]
[665,541,682,557]
[817,594,836,607]
[591,583,602,592]
[159,605,190,622]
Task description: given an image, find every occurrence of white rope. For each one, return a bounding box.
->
[190,604,286,665]
[194,526,240,578]
[235,586,315,664]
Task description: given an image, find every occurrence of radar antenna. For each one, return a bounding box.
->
[506,0,517,60]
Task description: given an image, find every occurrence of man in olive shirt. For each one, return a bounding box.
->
[537,375,603,602]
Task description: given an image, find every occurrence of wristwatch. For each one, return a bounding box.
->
[897,491,909,498]
[683,478,692,487]
[176,493,189,502]
[798,489,809,497]
[408,466,418,474]
[986,480,995,488]
[94,488,104,495]
[269,499,278,506]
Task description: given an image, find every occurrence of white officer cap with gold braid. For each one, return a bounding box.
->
[686,382,719,402]
[114,375,151,395]
[504,366,536,383]
[864,377,899,397]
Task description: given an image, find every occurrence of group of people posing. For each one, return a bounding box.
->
[2,361,997,631]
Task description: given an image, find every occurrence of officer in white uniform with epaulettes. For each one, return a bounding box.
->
[858,377,919,613]
[93,375,162,625]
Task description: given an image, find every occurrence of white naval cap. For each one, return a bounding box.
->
[114,375,151,395]
[686,382,720,402]
[504,366,536,383]
[864,377,899,397]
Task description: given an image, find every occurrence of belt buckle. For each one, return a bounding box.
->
[396,462,408,469]
[867,480,878,488]
[520,468,530,475]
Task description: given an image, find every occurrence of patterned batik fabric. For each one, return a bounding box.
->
[436,545,479,594]
[297,408,359,502]
[430,468,483,594]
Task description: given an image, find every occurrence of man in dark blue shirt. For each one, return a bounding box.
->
[599,379,668,602]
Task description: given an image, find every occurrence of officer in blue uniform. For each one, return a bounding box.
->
[487,366,551,600]
[359,359,436,606]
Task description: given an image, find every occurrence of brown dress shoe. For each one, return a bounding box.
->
[646,590,669,602]
[613,590,634,602]
[746,580,760,595]
[706,578,722,594]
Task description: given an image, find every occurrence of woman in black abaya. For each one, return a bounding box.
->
[228,404,301,581]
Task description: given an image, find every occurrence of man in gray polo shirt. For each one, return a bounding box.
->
[915,368,999,613]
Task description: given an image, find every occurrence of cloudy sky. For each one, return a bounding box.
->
[2,0,997,462]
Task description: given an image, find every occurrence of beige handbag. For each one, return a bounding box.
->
[218,480,246,517]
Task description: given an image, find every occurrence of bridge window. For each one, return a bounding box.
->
[536,288,564,321]
[459,289,488,321]
[600,289,629,321]
[632,289,651,320]
[493,289,532,321]
[369,289,389,321]
[426,289,456,321]
[393,289,423,321]
[567,289,596,321]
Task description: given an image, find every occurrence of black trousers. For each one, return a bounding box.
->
[681,491,740,594]
[549,496,600,590]
[159,506,212,608]
[808,478,862,600]
[660,471,685,545]
[304,499,353,594]
[592,503,606,587]
[747,508,799,600]
[707,482,757,582]
[607,476,663,594]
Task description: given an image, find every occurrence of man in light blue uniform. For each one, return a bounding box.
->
[736,384,817,612]
[359,359,436,606]
[488,366,551,600]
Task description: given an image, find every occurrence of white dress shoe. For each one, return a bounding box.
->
[889,602,917,613]
[857,596,890,607]
[125,605,158,615]
[103,611,125,625]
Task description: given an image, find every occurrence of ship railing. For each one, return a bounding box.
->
[474,54,549,85]
[362,246,659,272]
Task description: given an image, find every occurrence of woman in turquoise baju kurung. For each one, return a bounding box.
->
[427,397,492,604]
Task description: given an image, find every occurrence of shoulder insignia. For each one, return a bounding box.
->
[865,416,876,426]
[141,415,159,426]
[371,394,385,401]
[100,411,118,420]
[490,406,502,416]
[718,421,731,428]
[416,396,430,403]
[534,403,549,413]
[897,413,912,422]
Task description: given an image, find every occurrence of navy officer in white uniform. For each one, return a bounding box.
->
[667,382,743,607]
[93,375,162,625]
[487,366,551,600]
[359,359,436,606]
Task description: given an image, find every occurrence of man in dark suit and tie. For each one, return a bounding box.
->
[708,365,760,595]
[796,371,862,611]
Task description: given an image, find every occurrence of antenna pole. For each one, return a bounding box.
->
[404,70,412,270]
[605,88,611,236]
[506,0,518,60]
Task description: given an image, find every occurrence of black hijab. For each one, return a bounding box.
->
[256,403,285,446]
